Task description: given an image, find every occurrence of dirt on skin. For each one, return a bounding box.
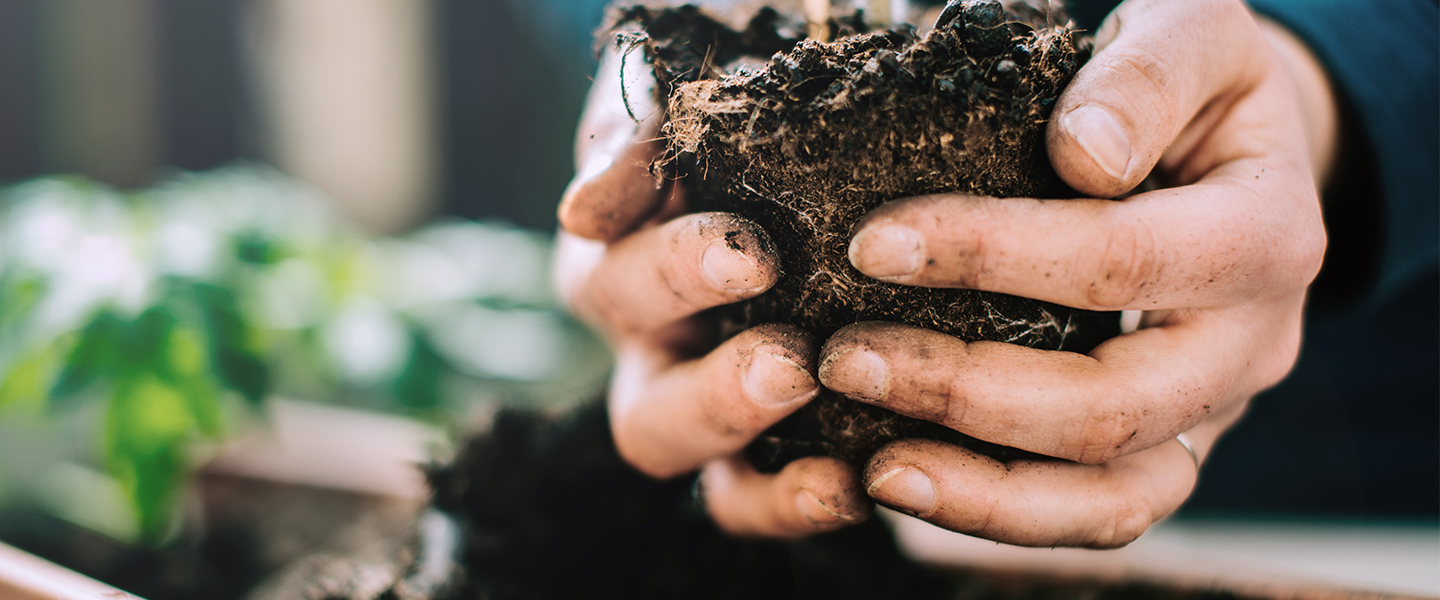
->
[609,0,1118,471]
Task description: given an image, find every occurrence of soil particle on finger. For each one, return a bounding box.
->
[610,0,1118,471]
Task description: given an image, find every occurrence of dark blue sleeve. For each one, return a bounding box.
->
[1248,0,1440,315]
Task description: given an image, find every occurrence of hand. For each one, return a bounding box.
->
[555,48,869,538]
[823,0,1336,547]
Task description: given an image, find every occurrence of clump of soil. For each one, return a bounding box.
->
[610,0,1118,470]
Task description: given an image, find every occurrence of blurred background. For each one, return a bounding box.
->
[0,0,1433,598]
[0,0,623,594]
[0,0,611,231]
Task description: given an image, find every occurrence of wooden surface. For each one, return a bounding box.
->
[890,509,1440,598]
[0,542,141,600]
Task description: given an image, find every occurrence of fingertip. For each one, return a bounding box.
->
[702,240,768,293]
[819,322,923,400]
[701,455,868,538]
[558,139,668,242]
[789,457,871,532]
[1048,103,1137,199]
[848,220,925,281]
[1063,105,1131,181]
[817,344,888,403]
[864,465,937,519]
[693,213,782,296]
[732,324,821,410]
[742,348,819,409]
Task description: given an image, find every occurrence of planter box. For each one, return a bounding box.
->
[0,541,143,600]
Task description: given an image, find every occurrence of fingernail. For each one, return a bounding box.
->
[796,489,856,526]
[573,153,617,188]
[1063,105,1130,180]
[744,349,819,408]
[867,467,936,518]
[848,223,924,279]
[818,347,888,402]
[703,241,764,292]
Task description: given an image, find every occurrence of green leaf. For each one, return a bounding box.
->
[393,332,444,410]
[0,276,45,338]
[105,372,195,543]
[0,343,65,411]
[166,324,207,377]
[119,308,176,370]
[165,324,221,436]
[234,233,282,265]
[193,284,270,405]
[49,312,124,403]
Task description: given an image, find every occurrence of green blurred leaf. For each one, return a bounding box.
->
[0,342,65,410]
[165,324,221,436]
[0,276,45,338]
[49,312,124,403]
[120,308,175,370]
[193,283,269,405]
[105,372,194,542]
[393,332,444,410]
[166,324,207,377]
[235,233,282,265]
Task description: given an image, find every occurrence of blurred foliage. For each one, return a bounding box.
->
[0,165,608,544]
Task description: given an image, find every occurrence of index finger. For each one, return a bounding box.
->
[847,162,1324,312]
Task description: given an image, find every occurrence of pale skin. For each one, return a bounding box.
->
[555,0,1338,546]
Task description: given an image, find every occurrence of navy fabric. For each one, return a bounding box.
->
[1191,0,1439,517]
[1249,0,1439,315]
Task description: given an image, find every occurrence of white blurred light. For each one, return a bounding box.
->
[410,222,552,305]
[8,200,83,272]
[155,216,221,278]
[321,297,411,385]
[420,303,568,382]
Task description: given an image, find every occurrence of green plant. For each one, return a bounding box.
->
[0,166,607,543]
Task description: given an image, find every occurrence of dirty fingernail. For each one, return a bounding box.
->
[796,489,856,526]
[818,347,888,402]
[703,241,764,292]
[744,349,819,408]
[849,223,924,279]
[867,467,936,517]
[1064,105,1130,181]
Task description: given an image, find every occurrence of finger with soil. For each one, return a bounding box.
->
[611,324,820,478]
[700,453,869,538]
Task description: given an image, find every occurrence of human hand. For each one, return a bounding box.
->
[822,0,1336,547]
[555,48,869,538]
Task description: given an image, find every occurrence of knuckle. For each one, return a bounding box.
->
[939,378,972,431]
[1091,498,1153,548]
[1073,402,1143,464]
[948,224,990,290]
[1082,220,1157,310]
[1285,218,1328,289]
[1255,318,1305,389]
[1095,46,1179,120]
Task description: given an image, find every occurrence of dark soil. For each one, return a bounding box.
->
[249,402,1250,600]
[611,0,1118,470]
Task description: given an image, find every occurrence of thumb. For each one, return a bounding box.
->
[1047,0,1266,198]
[558,45,667,241]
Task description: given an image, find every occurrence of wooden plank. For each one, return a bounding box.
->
[0,542,142,600]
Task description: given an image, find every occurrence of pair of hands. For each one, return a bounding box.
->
[555,0,1336,547]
